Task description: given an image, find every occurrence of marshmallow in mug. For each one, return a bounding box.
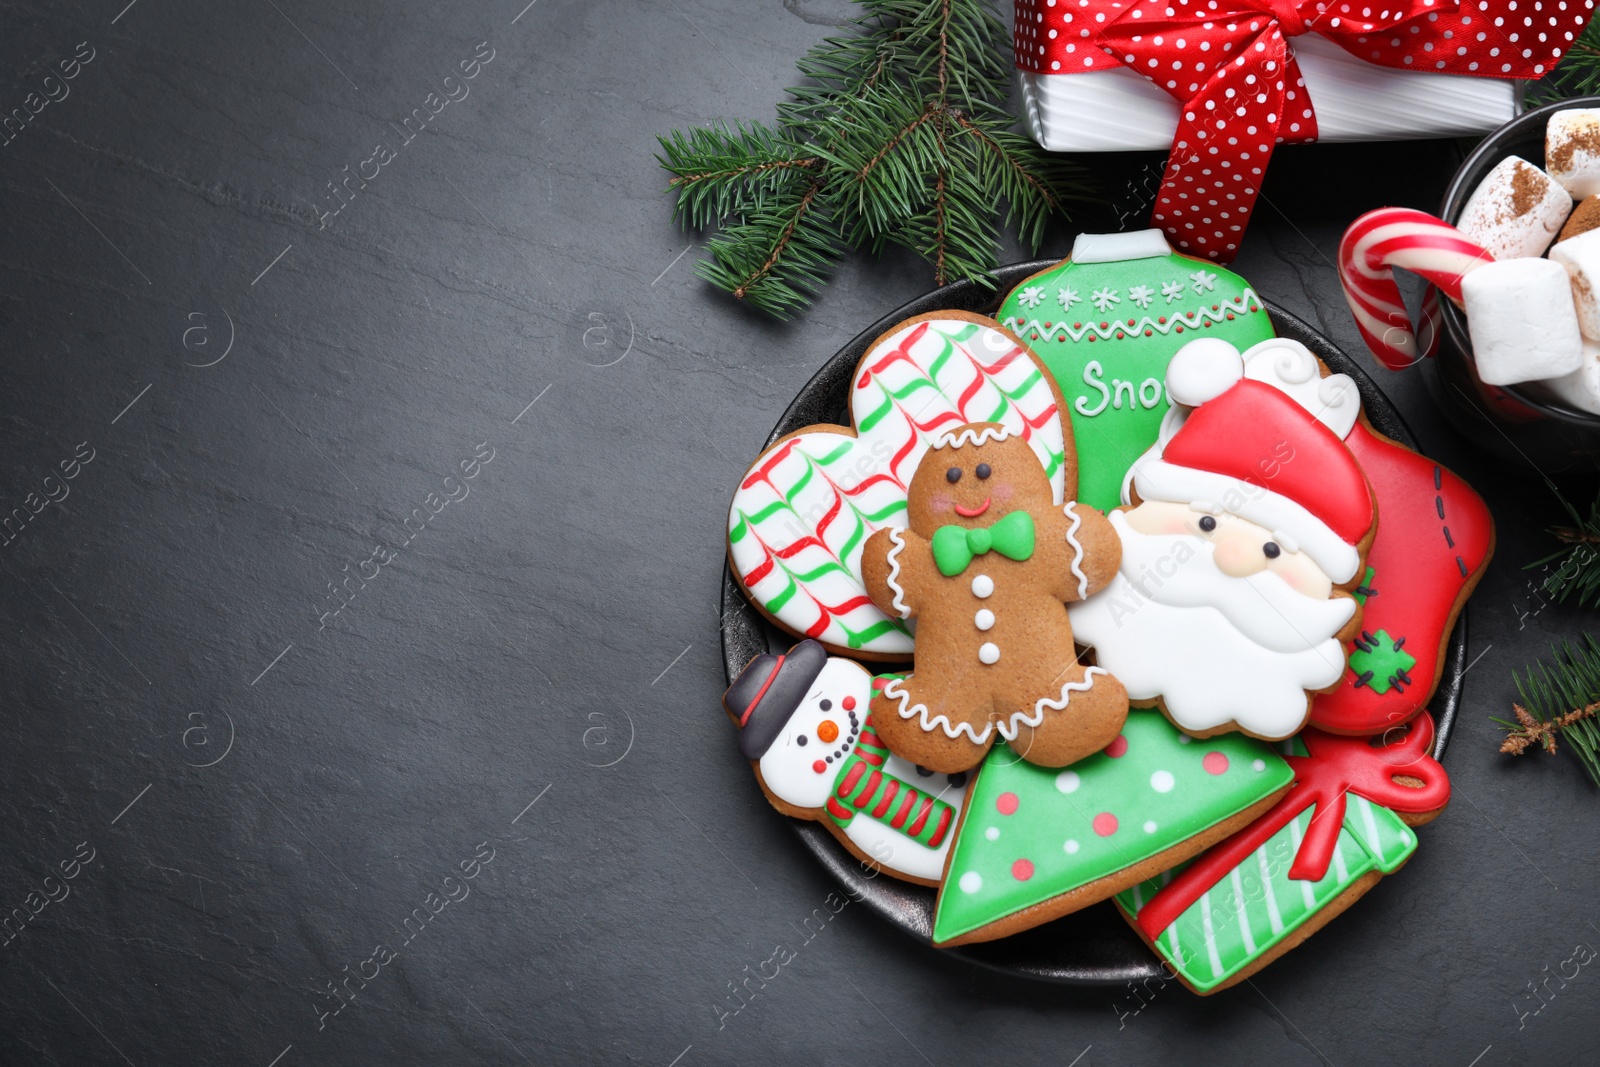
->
[1539,339,1600,416]
[1547,109,1600,200]
[1456,156,1572,261]
[1460,258,1584,386]
[1549,228,1600,342]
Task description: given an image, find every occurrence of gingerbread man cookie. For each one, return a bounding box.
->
[859,423,1128,773]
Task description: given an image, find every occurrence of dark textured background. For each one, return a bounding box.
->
[0,1,1595,1064]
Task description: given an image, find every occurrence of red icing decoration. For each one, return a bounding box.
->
[996,792,1019,816]
[812,760,827,774]
[1202,751,1229,775]
[1136,714,1451,940]
[1011,858,1035,881]
[842,695,857,711]
[1093,813,1119,837]
[1162,381,1373,546]
[1310,423,1494,735]
[1105,735,1129,758]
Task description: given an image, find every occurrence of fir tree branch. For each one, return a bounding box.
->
[1495,634,1600,786]
[732,176,827,301]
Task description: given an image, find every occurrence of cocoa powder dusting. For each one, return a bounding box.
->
[1559,194,1600,242]
[1549,117,1600,173]
[1509,161,1546,219]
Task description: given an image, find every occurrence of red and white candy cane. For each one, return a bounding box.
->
[1338,208,1495,370]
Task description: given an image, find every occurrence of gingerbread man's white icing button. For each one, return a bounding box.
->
[972,574,994,598]
[974,609,996,631]
[978,642,1000,665]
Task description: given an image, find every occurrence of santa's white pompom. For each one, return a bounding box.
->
[1165,338,1245,407]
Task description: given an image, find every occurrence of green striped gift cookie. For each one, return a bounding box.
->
[1115,792,1418,994]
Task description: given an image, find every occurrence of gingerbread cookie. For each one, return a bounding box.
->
[1069,338,1375,741]
[727,312,1071,661]
[858,423,1128,773]
[932,711,1293,947]
[998,230,1276,512]
[723,640,969,885]
[1116,713,1450,994]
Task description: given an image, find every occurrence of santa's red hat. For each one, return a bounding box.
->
[1132,339,1374,584]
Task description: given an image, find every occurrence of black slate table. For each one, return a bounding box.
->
[1,2,1595,1064]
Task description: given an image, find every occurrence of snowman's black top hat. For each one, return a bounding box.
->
[724,639,828,760]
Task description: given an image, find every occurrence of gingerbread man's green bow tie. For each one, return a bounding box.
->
[931,511,1036,577]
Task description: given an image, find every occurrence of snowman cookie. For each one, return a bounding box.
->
[858,423,1129,774]
[723,640,969,885]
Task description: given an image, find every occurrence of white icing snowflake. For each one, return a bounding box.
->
[1056,286,1081,310]
[1016,285,1046,309]
[1127,284,1156,309]
[1190,270,1218,294]
[1161,280,1185,303]
[1090,287,1121,313]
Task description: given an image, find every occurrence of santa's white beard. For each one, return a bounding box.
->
[1068,513,1356,739]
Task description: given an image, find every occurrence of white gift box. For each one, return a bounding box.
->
[1018,35,1521,153]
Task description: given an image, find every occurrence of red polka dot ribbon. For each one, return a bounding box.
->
[1016,0,1594,261]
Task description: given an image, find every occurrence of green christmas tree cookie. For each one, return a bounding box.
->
[998,230,1276,511]
[1114,792,1417,995]
[931,709,1293,947]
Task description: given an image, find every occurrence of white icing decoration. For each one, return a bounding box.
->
[1068,511,1354,739]
[884,527,912,619]
[1055,770,1081,794]
[1144,820,1158,833]
[1057,286,1081,310]
[1161,279,1186,303]
[1271,529,1300,555]
[1091,286,1122,312]
[1190,269,1218,293]
[978,642,1000,665]
[1001,287,1260,344]
[1150,769,1175,793]
[1016,285,1046,309]
[1165,337,1246,408]
[1069,229,1171,263]
[933,424,1016,449]
[974,609,995,631]
[1128,284,1156,309]
[958,871,983,893]
[984,826,1000,841]
[726,317,1068,656]
[1064,839,1080,854]
[1063,502,1090,599]
[971,574,994,598]
[1240,337,1361,439]
[880,667,1110,745]
[756,658,874,809]
[1252,758,1267,772]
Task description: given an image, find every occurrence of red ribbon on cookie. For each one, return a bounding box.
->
[1015,0,1585,262]
[1135,713,1449,939]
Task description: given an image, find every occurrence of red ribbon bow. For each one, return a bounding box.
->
[1016,0,1588,261]
[1134,713,1450,939]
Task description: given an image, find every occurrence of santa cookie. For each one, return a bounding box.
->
[1069,339,1376,741]
[723,640,969,885]
[858,424,1129,773]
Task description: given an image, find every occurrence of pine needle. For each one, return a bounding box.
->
[1526,480,1600,607]
[1496,635,1600,786]
[655,0,1091,318]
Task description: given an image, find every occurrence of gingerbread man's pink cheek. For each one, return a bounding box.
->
[929,495,954,514]
[992,482,1014,503]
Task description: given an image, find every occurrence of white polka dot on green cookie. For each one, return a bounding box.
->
[1151,770,1175,793]
[1055,770,1080,794]
[959,871,983,893]
[985,827,1000,841]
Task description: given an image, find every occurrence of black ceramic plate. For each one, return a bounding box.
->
[718,261,1467,985]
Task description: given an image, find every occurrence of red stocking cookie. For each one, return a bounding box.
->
[859,423,1128,773]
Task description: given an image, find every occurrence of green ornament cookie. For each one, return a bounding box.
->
[930,709,1293,947]
[999,231,1276,511]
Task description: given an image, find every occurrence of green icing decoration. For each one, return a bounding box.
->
[999,246,1275,511]
[1115,794,1417,993]
[1348,629,1417,696]
[931,511,1035,576]
[1351,565,1377,605]
[932,709,1293,945]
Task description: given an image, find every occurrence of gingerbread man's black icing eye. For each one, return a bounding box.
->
[975,463,992,480]
[1198,515,1217,533]
[946,467,962,483]
[1263,541,1282,559]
